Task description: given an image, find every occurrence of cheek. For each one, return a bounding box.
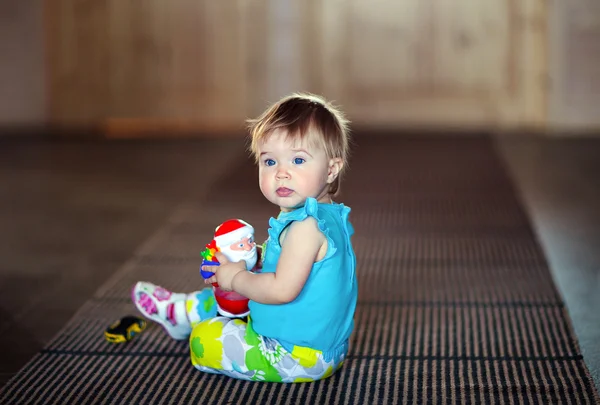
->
[309,177,323,191]
[258,171,270,192]
[294,174,315,192]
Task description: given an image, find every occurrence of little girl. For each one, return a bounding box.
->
[132,93,357,383]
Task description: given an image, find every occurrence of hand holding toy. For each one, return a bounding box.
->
[198,219,257,318]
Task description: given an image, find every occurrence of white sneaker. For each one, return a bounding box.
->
[131,282,192,340]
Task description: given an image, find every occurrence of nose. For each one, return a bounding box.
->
[275,165,290,180]
[243,240,255,251]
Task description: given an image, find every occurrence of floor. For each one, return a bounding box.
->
[496,136,600,392]
[0,137,243,387]
[0,134,598,393]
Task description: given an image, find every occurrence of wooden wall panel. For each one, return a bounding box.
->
[549,0,600,132]
[49,0,111,123]
[47,0,548,134]
[321,0,546,129]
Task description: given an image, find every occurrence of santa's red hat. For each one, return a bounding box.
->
[213,219,254,248]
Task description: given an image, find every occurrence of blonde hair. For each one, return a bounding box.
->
[247,93,351,195]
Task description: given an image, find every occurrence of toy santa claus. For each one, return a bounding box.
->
[200,219,258,318]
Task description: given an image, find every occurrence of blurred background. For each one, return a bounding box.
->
[1,0,599,134]
[1,0,599,391]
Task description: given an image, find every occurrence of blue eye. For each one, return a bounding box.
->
[293,157,305,164]
[264,159,275,166]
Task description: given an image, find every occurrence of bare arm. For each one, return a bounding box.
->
[232,217,325,304]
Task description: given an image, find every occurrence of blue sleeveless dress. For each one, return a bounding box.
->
[249,197,358,361]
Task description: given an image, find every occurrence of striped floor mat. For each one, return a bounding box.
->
[1,137,598,404]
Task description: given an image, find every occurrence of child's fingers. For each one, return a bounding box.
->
[201,264,217,273]
[213,251,229,264]
[201,264,218,284]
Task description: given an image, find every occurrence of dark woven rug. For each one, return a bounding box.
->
[1,137,598,404]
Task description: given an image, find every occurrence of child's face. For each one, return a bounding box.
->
[257,129,338,212]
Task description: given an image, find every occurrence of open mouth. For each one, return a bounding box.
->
[276,187,294,197]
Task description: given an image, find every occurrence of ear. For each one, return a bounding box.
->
[326,158,344,184]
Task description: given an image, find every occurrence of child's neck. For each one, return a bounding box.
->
[279,195,333,214]
[316,194,333,205]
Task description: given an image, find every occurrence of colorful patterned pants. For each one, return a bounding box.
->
[189,314,346,383]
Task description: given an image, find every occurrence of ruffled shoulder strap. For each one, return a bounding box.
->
[267,197,339,260]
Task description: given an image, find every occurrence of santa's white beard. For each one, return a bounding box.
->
[219,247,257,271]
